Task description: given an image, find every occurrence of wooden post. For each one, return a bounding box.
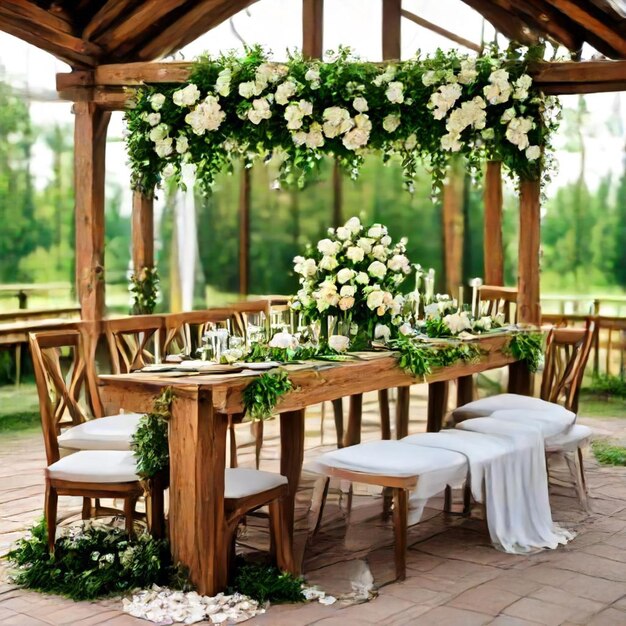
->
[302,0,323,59]
[238,166,250,296]
[382,0,402,60]
[442,163,464,296]
[132,191,154,271]
[484,161,504,285]
[73,101,110,321]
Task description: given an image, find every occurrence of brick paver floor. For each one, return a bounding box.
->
[1,385,626,625]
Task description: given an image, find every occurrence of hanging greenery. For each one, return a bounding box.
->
[131,387,173,478]
[129,266,160,315]
[125,44,560,197]
[506,332,544,372]
[242,370,294,421]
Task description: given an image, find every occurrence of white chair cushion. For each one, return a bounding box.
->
[456,416,545,443]
[486,409,574,439]
[224,468,288,499]
[545,424,593,452]
[47,450,139,483]
[57,413,143,451]
[452,394,575,423]
[310,440,467,478]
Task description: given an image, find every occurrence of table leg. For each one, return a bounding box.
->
[395,386,411,439]
[331,398,344,448]
[379,389,391,440]
[456,375,474,408]
[508,361,532,396]
[427,382,449,432]
[168,391,228,595]
[342,394,363,447]
[279,409,305,574]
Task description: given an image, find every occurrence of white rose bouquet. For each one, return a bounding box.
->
[290,217,412,347]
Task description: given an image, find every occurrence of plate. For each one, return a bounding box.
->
[236,361,281,370]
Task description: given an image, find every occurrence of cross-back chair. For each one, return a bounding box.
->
[103,315,165,374]
[29,330,164,549]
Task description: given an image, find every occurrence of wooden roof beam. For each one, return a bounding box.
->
[401,8,481,53]
[82,0,142,41]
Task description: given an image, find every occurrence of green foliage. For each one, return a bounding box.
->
[6,520,179,601]
[129,266,160,315]
[506,332,544,373]
[246,342,329,363]
[242,370,294,421]
[229,561,304,604]
[588,375,626,398]
[423,317,453,338]
[131,388,173,478]
[0,383,40,432]
[125,45,558,198]
[591,440,626,466]
[390,336,481,378]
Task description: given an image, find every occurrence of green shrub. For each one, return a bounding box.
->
[591,440,626,466]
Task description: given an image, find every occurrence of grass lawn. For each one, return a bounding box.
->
[578,391,626,419]
[0,383,41,433]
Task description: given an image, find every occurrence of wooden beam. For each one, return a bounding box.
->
[239,167,251,296]
[73,102,110,321]
[401,8,481,53]
[483,161,504,285]
[442,164,464,296]
[302,0,323,59]
[82,0,142,41]
[382,0,402,60]
[531,59,626,84]
[132,192,154,271]
[0,3,102,68]
[549,0,626,57]
[133,0,256,62]
[517,178,541,325]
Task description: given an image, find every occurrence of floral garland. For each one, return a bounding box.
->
[125,44,559,196]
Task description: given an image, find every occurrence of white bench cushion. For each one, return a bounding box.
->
[225,468,288,499]
[545,424,592,452]
[48,450,139,483]
[57,413,143,451]
[452,394,575,422]
[486,409,574,439]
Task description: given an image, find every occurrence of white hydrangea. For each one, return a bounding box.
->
[175,135,189,154]
[385,81,404,104]
[149,93,166,111]
[185,96,225,135]
[525,145,541,161]
[368,260,387,279]
[275,80,298,105]
[506,116,533,150]
[483,68,511,105]
[382,114,401,133]
[248,98,272,124]
[215,68,231,97]
[353,96,369,112]
[172,84,200,107]
[428,83,462,120]
[342,113,371,151]
[458,58,478,85]
[322,107,354,138]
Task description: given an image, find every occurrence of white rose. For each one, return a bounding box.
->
[275,80,297,105]
[476,316,492,331]
[424,303,440,319]
[305,67,320,88]
[343,126,369,151]
[422,70,437,86]
[371,245,387,261]
[215,68,231,97]
[146,112,161,126]
[357,237,373,253]
[336,226,350,240]
[149,123,169,142]
[185,96,225,135]
[150,93,166,111]
[381,235,392,246]
[175,135,189,154]
[388,254,410,272]
[238,81,257,98]
[404,134,417,150]
[353,96,369,112]
[337,268,355,284]
[399,322,414,336]
[162,163,176,178]
[382,114,401,133]
[368,260,387,279]
[338,296,355,311]
[444,312,472,334]
[285,103,304,130]
[458,59,477,85]
[356,271,369,285]
[441,132,462,152]
[294,257,317,277]
[501,107,516,124]
[248,98,272,125]
[346,246,365,263]
[319,255,339,271]
[172,84,200,107]
[340,285,355,297]
[428,83,462,119]
[525,145,541,161]
[318,238,341,255]
[386,81,404,104]
[322,106,354,138]
[269,332,297,349]
[367,290,385,310]
[345,216,362,234]
[368,225,385,239]
[154,137,173,157]
[329,335,349,352]
[375,324,391,343]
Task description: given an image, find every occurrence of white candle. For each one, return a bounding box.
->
[469,277,483,318]
[154,328,161,364]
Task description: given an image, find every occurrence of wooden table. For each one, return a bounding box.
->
[98,335,518,595]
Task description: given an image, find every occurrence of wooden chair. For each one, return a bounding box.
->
[29,330,165,549]
[103,315,165,374]
[479,285,518,324]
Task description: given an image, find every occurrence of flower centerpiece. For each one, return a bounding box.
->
[290,217,412,349]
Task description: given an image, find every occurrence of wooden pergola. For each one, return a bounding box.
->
[1,0,625,338]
